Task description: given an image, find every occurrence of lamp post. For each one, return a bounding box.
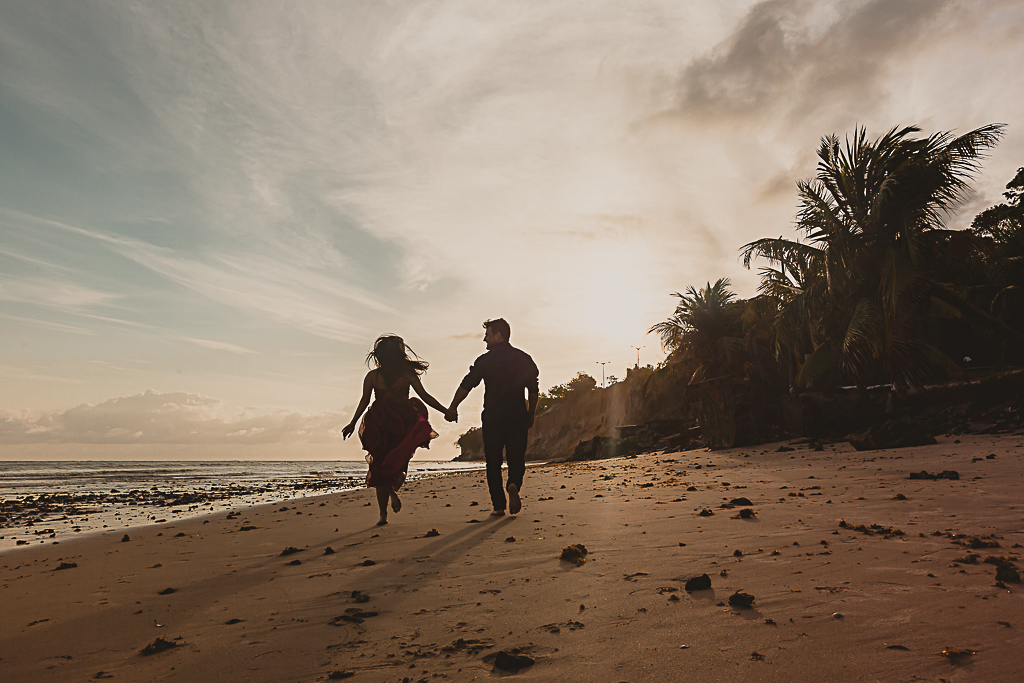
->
[631,345,644,367]
[596,361,610,388]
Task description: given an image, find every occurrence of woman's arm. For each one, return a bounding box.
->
[342,371,375,439]
[409,375,449,415]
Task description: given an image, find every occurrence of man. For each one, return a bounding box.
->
[446,318,539,516]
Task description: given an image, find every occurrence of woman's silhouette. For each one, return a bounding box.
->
[342,335,448,525]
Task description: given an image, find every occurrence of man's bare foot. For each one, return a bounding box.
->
[376,517,388,526]
[490,509,505,517]
[507,483,521,515]
[391,493,402,513]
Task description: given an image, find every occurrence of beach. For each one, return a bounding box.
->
[2,434,1022,682]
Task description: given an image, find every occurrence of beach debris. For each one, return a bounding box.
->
[909,470,959,480]
[953,535,1001,549]
[669,594,680,601]
[838,520,904,538]
[280,546,303,556]
[560,544,589,566]
[239,526,257,531]
[679,644,689,649]
[506,536,516,542]
[323,546,335,555]
[941,646,976,661]
[728,591,755,608]
[777,445,795,452]
[623,572,649,581]
[441,637,492,654]
[158,587,176,595]
[491,650,535,673]
[288,559,301,566]
[764,618,776,625]
[93,671,114,678]
[140,637,179,656]
[733,549,743,557]
[729,497,753,506]
[225,619,244,625]
[330,609,379,625]
[425,529,440,537]
[328,670,354,679]
[54,561,77,571]
[985,556,1021,583]
[998,621,1012,628]
[360,559,376,566]
[121,534,130,542]
[698,508,714,517]
[894,493,908,500]
[684,574,712,592]
[886,644,910,650]
[470,501,479,506]
[736,508,756,519]
[749,651,766,660]
[832,612,844,619]
[351,590,370,603]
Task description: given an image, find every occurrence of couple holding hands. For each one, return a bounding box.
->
[341,319,539,526]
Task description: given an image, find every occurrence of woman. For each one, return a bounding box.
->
[342,335,449,525]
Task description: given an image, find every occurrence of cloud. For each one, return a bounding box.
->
[179,337,259,355]
[0,390,347,444]
[668,0,956,125]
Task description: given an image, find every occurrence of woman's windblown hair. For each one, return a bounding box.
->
[366,334,429,382]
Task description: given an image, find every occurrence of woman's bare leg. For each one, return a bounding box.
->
[390,488,402,513]
[375,486,390,525]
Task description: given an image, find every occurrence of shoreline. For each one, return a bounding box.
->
[2,434,1022,682]
[0,461,485,554]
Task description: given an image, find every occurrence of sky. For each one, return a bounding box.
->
[2,0,1023,460]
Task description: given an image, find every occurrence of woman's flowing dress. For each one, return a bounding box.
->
[359,374,437,488]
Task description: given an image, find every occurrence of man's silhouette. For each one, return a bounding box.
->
[447,318,538,516]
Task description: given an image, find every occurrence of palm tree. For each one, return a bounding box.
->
[742,123,1018,390]
[649,278,744,383]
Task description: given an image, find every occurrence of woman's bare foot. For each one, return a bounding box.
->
[390,492,402,513]
[507,483,521,515]
[376,517,388,526]
[490,509,505,517]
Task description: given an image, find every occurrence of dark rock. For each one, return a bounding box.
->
[140,637,178,655]
[730,497,753,506]
[158,587,175,595]
[54,562,77,570]
[225,618,244,624]
[280,546,303,556]
[739,508,755,519]
[324,547,335,555]
[847,419,936,451]
[121,534,130,542]
[328,671,354,680]
[728,591,755,608]
[684,573,712,591]
[288,559,301,566]
[425,529,440,537]
[777,445,795,452]
[493,650,535,672]
[996,565,1020,583]
[361,559,376,567]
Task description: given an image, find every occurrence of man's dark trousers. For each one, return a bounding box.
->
[482,411,527,511]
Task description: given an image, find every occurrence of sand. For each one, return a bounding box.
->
[2,434,1023,682]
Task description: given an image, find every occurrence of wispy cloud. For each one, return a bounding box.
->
[179,336,259,355]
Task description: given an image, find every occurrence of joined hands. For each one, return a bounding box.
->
[444,409,458,423]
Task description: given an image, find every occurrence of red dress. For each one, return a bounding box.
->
[359,374,437,488]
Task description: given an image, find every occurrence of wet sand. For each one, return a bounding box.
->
[2,434,1022,682]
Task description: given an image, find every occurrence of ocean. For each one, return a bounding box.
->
[0,460,484,552]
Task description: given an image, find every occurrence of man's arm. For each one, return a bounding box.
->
[446,386,470,422]
[526,386,538,429]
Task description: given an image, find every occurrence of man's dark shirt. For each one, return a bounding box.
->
[459,342,539,419]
